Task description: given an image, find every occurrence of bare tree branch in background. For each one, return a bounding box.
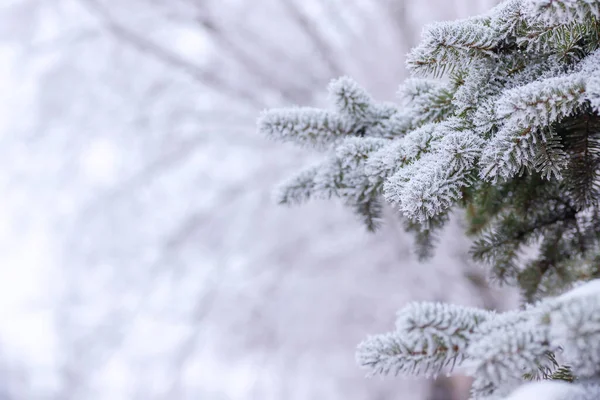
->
[182,1,316,104]
[168,0,326,91]
[78,0,266,108]
[279,0,343,77]
[384,0,419,49]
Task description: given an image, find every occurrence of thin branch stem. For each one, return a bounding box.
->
[78,0,265,108]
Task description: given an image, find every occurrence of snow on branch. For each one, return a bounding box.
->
[358,303,491,378]
[395,302,492,351]
[524,0,600,25]
[263,1,600,394]
[580,49,600,112]
[358,280,600,397]
[363,139,407,187]
[258,107,355,148]
[496,73,586,129]
[384,122,482,222]
[398,78,457,126]
[356,331,461,377]
[545,280,600,377]
[490,0,527,41]
[335,137,388,169]
[328,76,376,121]
[503,380,600,400]
[276,164,319,205]
[407,19,499,77]
[466,323,555,385]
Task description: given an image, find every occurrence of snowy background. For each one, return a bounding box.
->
[0,0,512,399]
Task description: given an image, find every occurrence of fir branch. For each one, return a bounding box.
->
[560,110,600,208]
[479,124,536,183]
[525,0,600,25]
[467,320,555,385]
[549,365,575,382]
[409,82,457,126]
[384,154,473,222]
[258,107,355,148]
[356,331,463,378]
[367,104,412,138]
[546,288,600,377]
[534,128,569,179]
[496,73,586,129]
[364,139,408,189]
[384,121,481,222]
[440,129,485,173]
[262,2,600,394]
[465,181,513,235]
[402,213,449,260]
[502,380,597,400]
[518,225,571,302]
[328,76,376,121]
[407,20,499,77]
[467,324,554,385]
[401,123,444,159]
[395,302,492,348]
[276,165,319,205]
[470,376,501,399]
[398,78,440,104]
[454,59,504,115]
[351,197,383,232]
[335,137,388,169]
[312,156,346,199]
[490,0,527,41]
[470,206,578,285]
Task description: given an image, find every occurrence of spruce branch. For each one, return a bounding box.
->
[581,50,600,111]
[441,129,485,173]
[525,0,600,25]
[397,78,440,104]
[401,122,444,159]
[335,137,388,169]
[384,121,481,222]
[395,302,492,349]
[276,165,319,205]
[261,1,600,395]
[258,107,355,148]
[384,153,473,222]
[364,139,408,189]
[546,289,600,377]
[470,375,501,399]
[548,365,575,382]
[402,213,449,260]
[491,0,527,41]
[356,331,463,378]
[480,124,537,183]
[466,323,555,385]
[409,82,457,126]
[367,104,412,138]
[328,76,376,121]
[496,73,586,129]
[407,20,499,77]
[502,380,598,400]
[534,128,569,179]
[351,197,383,232]
[560,110,600,208]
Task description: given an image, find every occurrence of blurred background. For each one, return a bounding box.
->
[0,0,513,399]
